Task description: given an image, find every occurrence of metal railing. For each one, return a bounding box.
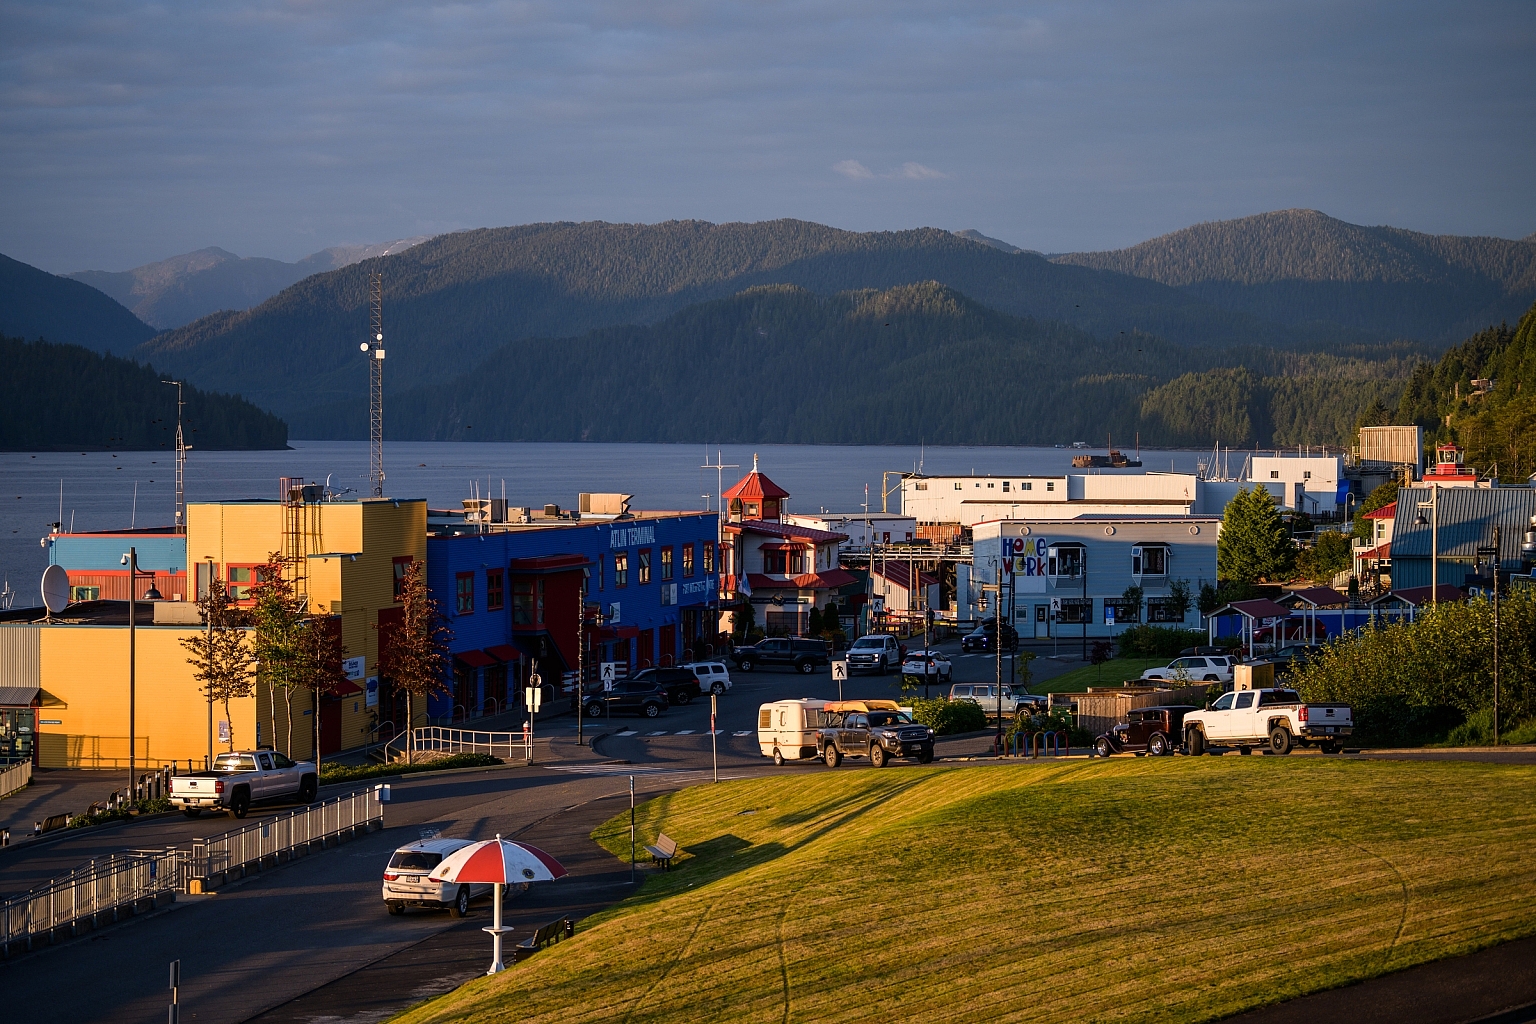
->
[391,725,520,762]
[1,847,182,955]
[0,761,31,801]
[186,789,383,889]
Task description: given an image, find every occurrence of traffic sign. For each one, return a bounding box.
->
[525,686,543,712]
[1050,597,1061,612]
[831,660,848,681]
[600,661,616,681]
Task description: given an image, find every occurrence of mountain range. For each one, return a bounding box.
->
[66,237,433,330]
[0,252,157,354]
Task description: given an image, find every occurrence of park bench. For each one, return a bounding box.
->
[514,917,573,961]
[644,832,679,870]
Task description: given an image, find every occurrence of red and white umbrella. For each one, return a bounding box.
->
[427,835,567,976]
[428,835,568,884]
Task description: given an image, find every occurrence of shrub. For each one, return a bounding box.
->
[320,752,503,783]
[910,697,988,735]
[1116,625,1209,659]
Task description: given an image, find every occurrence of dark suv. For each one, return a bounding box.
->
[632,667,702,706]
[583,679,668,719]
[731,636,831,674]
[961,619,1018,653]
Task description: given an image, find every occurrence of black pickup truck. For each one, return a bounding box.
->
[817,709,935,768]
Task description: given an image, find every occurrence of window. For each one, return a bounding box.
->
[682,544,694,577]
[1270,470,1280,479]
[987,482,995,489]
[660,546,674,580]
[614,552,628,588]
[763,550,787,574]
[745,502,759,517]
[1105,599,1140,624]
[392,556,413,600]
[1235,692,1256,709]
[1303,471,1312,480]
[1046,481,1055,492]
[486,569,504,611]
[1148,600,1184,623]
[1023,481,1032,491]
[790,550,808,575]
[638,549,651,584]
[226,564,267,602]
[512,580,535,624]
[1131,545,1168,576]
[1212,692,1235,711]
[916,482,927,490]
[703,542,714,574]
[1002,481,1010,492]
[456,572,475,615]
[70,585,100,601]
[1047,545,1084,578]
[1057,598,1092,624]
[597,555,605,590]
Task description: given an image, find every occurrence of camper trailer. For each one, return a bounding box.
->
[757,699,832,765]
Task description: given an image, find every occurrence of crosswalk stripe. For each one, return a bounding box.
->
[675,730,696,735]
[646,731,667,736]
[733,730,752,736]
[616,730,637,736]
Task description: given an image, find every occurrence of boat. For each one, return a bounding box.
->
[1071,449,1143,469]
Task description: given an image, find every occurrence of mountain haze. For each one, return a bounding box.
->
[1055,210,1536,342]
[0,252,156,353]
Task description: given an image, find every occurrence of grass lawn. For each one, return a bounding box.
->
[1030,656,1170,693]
[396,760,1536,1024]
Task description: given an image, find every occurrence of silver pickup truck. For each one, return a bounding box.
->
[1182,687,1352,755]
[170,749,318,819]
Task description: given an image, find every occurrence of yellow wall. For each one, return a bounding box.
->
[36,625,259,769]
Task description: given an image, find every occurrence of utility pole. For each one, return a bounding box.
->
[162,380,187,533]
[1493,524,1501,747]
[124,547,139,800]
[577,573,587,747]
[205,556,215,770]
[995,563,1003,752]
[702,450,737,643]
[364,269,386,498]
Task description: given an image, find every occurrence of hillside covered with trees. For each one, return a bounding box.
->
[0,252,156,354]
[0,335,288,450]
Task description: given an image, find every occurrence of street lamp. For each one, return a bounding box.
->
[1414,485,1439,605]
[120,547,152,799]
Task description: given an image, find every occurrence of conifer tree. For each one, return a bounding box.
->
[1218,486,1296,583]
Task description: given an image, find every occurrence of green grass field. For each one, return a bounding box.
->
[1030,656,1169,693]
[397,760,1536,1024]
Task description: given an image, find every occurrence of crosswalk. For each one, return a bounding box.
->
[543,763,735,777]
[612,729,737,738]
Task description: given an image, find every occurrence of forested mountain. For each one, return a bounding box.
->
[0,335,287,450]
[70,237,432,329]
[1054,210,1536,342]
[294,282,1413,448]
[136,219,1316,424]
[1395,299,1536,479]
[0,252,156,354]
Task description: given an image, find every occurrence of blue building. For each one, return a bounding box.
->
[424,506,719,721]
[43,527,188,602]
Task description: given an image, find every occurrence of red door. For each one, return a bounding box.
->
[638,628,654,669]
[659,624,676,666]
[319,695,343,755]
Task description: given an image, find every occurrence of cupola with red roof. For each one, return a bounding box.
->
[723,454,790,522]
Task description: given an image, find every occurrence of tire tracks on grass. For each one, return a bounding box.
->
[1347,838,1410,971]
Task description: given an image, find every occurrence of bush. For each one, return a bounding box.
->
[319,752,503,783]
[910,697,988,735]
[1007,707,1093,747]
[1116,626,1209,659]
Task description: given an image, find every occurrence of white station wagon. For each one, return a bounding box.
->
[684,661,733,695]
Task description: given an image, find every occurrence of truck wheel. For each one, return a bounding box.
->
[297,775,317,803]
[387,901,406,916]
[229,790,250,819]
[1185,729,1206,757]
[773,748,785,766]
[449,886,471,918]
[1149,733,1169,757]
[870,744,888,768]
[797,660,814,675]
[1094,737,1114,759]
[739,658,754,672]
[1268,726,1294,755]
[183,808,202,819]
[824,746,842,768]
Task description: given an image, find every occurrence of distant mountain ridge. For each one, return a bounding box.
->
[69,237,433,329]
[1053,209,1536,341]
[0,252,157,354]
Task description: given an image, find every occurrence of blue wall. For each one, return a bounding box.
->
[47,533,187,573]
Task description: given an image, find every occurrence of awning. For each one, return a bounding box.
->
[594,624,640,642]
[329,680,364,697]
[454,649,497,668]
[485,644,522,662]
[0,686,41,707]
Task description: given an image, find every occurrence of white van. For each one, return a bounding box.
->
[757,699,831,765]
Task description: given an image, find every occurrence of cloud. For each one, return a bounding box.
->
[832,159,874,180]
[895,162,948,181]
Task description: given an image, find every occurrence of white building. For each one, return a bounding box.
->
[960,517,1219,638]
[1249,455,1345,515]
[785,512,914,549]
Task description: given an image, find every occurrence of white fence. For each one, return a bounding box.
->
[186,788,383,890]
[0,761,30,802]
[0,847,182,956]
[386,725,522,763]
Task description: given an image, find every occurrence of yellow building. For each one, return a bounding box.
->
[0,495,426,769]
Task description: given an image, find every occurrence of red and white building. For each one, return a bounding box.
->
[719,458,856,635]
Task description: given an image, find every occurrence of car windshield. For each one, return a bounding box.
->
[213,754,258,772]
[851,638,883,649]
[387,851,443,871]
[868,712,914,726]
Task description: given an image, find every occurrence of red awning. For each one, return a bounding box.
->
[595,624,640,642]
[329,680,364,697]
[485,644,522,662]
[455,649,497,668]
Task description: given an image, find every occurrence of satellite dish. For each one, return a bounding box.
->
[41,564,70,613]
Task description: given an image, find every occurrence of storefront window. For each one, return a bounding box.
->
[615,552,628,588]
[682,544,694,577]
[0,708,35,764]
[512,580,535,624]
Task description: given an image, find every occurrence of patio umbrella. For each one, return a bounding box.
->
[428,835,567,974]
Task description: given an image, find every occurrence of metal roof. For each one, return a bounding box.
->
[1390,487,1536,562]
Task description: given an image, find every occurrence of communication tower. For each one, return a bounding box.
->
[364,269,386,497]
[162,379,187,532]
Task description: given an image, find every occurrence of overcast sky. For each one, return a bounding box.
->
[3,0,1533,272]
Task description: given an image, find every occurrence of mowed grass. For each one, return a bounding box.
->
[396,759,1536,1024]
[1031,656,1169,692]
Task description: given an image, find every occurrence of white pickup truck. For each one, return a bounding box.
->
[1182,687,1352,755]
[170,749,318,819]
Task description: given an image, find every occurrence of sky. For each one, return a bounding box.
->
[2,0,1533,273]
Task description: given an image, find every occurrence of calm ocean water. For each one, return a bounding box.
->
[0,440,1204,606]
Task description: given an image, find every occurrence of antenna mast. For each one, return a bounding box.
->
[162,379,186,533]
[366,269,385,497]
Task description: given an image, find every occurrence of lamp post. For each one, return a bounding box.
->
[205,556,215,769]
[1414,485,1439,605]
[120,547,159,799]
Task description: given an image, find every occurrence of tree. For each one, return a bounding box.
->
[1353,478,1401,541]
[1218,486,1296,583]
[1167,578,1193,622]
[807,605,824,636]
[297,614,349,769]
[249,554,307,755]
[1297,530,1353,583]
[376,560,452,763]
[179,580,254,752]
[1121,585,1144,625]
[1198,581,1221,617]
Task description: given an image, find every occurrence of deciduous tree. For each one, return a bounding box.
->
[179,581,254,752]
[376,560,451,763]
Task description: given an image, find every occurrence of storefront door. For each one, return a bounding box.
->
[1035,605,1050,639]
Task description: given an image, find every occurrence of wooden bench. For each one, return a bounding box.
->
[514,917,573,961]
[644,833,679,871]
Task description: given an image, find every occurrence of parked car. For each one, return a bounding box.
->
[948,682,1040,718]
[732,636,832,674]
[817,707,935,767]
[1182,687,1353,755]
[684,661,733,695]
[757,698,833,764]
[169,749,317,819]
[1093,705,1199,758]
[1139,655,1234,684]
[632,666,701,705]
[382,837,503,917]
[901,648,953,683]
[583,678,669,718]
[845,634,902,674]
[961,619,1018,653]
